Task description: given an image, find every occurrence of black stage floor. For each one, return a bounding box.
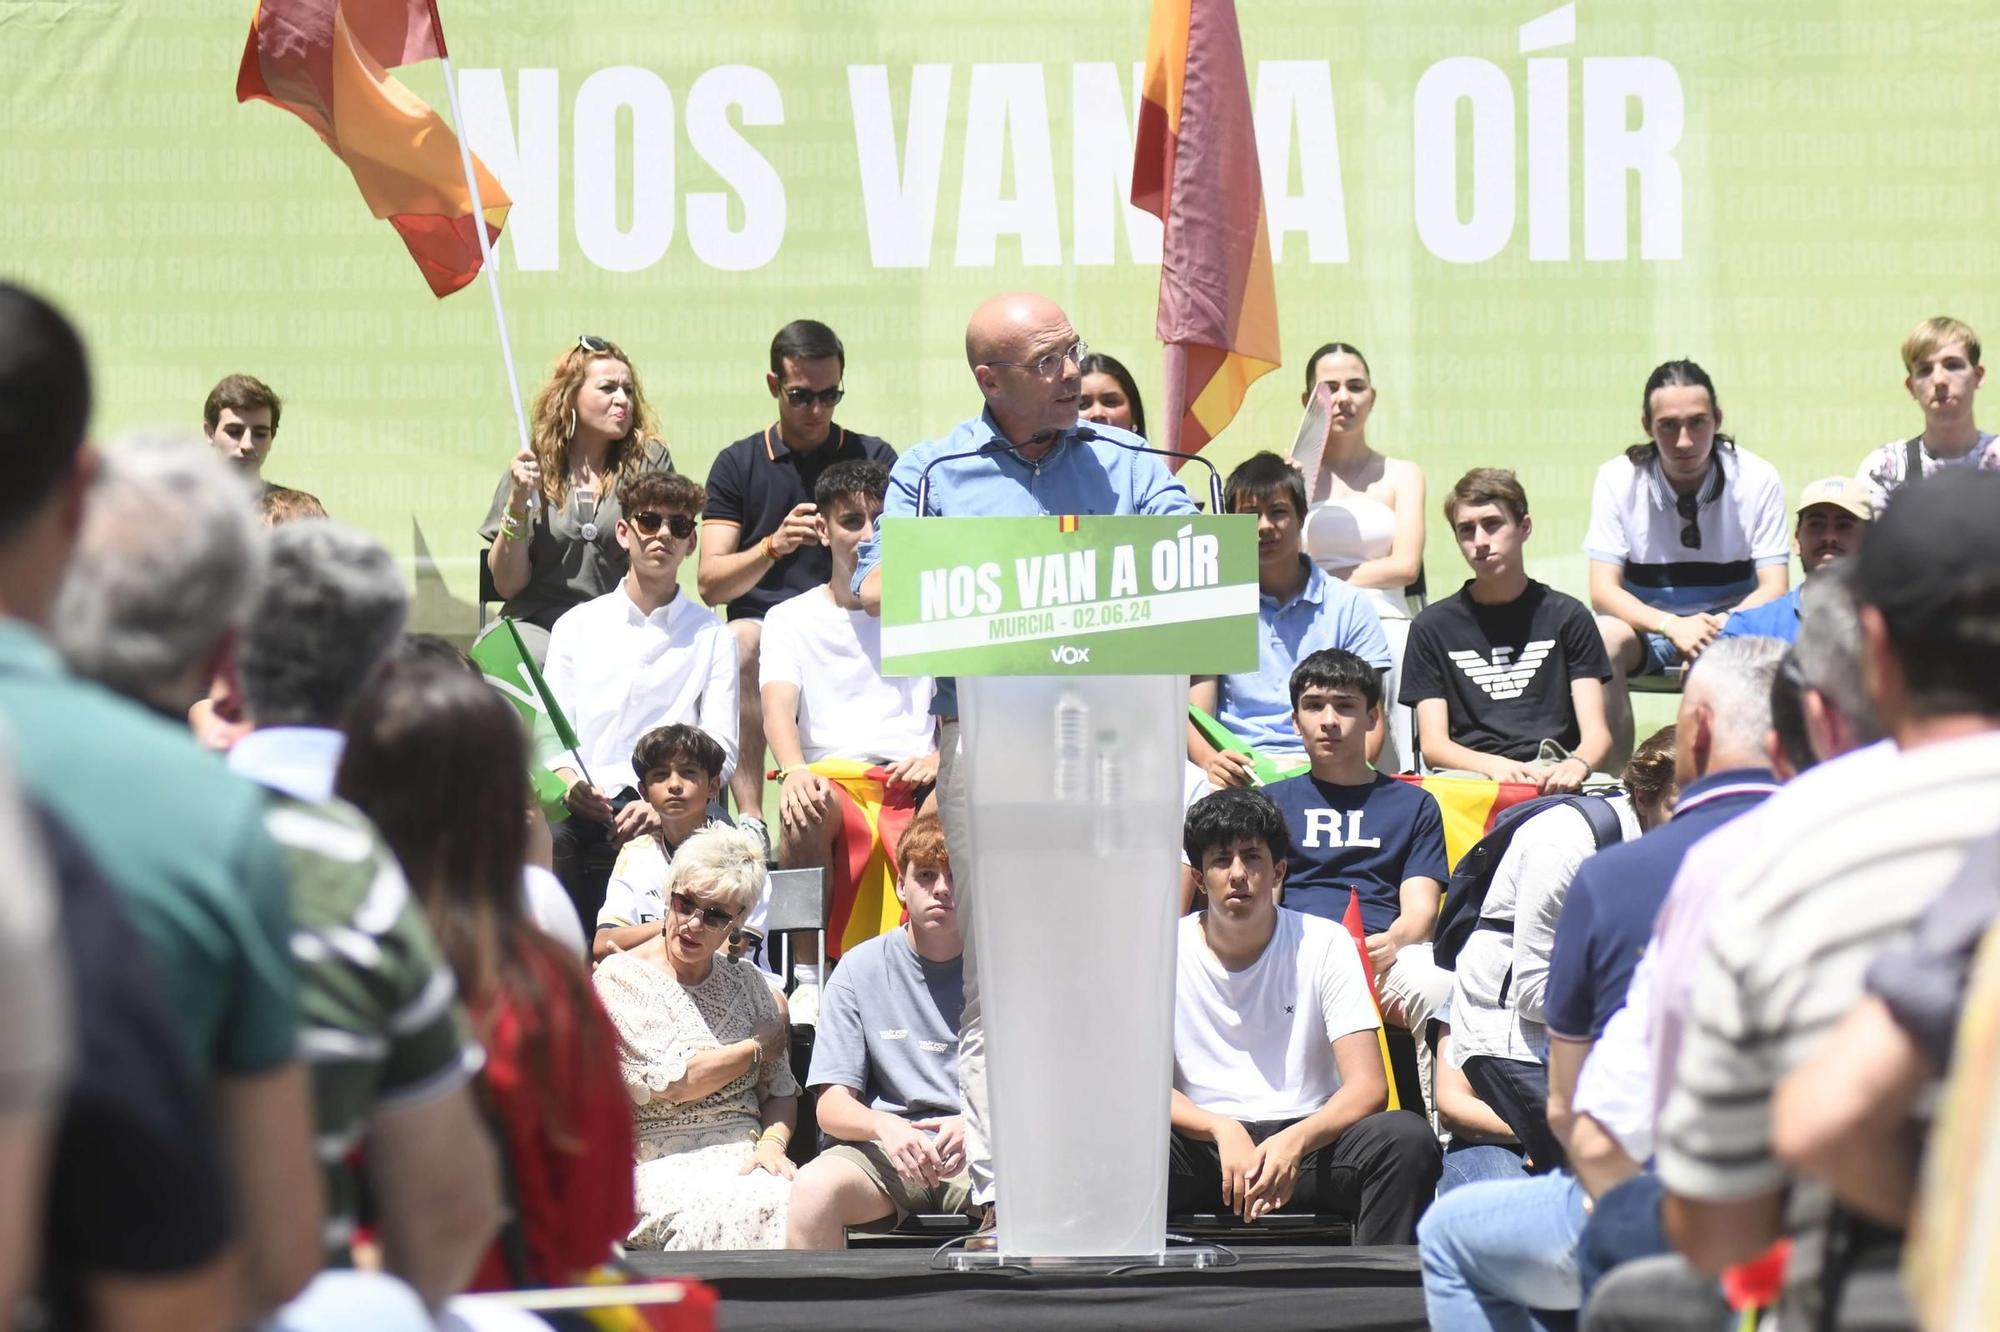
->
[627,1244,1428,1331]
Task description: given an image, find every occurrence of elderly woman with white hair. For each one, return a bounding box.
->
[593,825,796,1250]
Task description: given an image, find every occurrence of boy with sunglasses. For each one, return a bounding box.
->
[699,320,898,843]
[543,471,738,924]
[594,725,733,959]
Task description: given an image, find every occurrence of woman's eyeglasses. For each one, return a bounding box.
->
[669,891,736,931]
[783,386,845,409]
[630,510,696,540]
[578,333,612,355]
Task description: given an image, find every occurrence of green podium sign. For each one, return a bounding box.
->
[878,514,1259,676]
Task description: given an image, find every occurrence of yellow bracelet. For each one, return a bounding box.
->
[757,1126,790,1147]
[761,533,779,562]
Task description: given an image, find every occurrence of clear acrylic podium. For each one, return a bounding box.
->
[947,672,1206,1268]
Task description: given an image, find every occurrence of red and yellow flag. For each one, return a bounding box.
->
[804,759,920,960]
[1132,0,1281,461]
[237,0,510,297]
[1394,772,1543,869]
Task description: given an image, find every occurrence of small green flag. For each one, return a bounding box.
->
[470,619,589,820]
[1187,705,1309,786]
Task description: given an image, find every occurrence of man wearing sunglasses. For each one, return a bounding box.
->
[543,470,739,924]
[852,291,1197,1234]
[700,319,897,850]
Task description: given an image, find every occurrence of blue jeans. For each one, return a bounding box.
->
[1420,1171,1588,1331]
[1440,1142,1528,1195]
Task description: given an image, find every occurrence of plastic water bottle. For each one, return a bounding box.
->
[1053,691,1090,803]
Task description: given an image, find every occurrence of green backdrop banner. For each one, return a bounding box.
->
[5,2,1997,633]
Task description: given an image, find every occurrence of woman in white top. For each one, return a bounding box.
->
[593,826,798,1250]
[1293,343,1427,773]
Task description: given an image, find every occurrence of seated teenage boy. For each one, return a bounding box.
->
[1190,452,1392,785]
[1171,787,1440,1242]
[762,458,937,1018]
[784,814,978,1247]
[543,471,738,923]
[593,725,732,961]
[1402,468,1612,790]
[1264,649,1451,1035]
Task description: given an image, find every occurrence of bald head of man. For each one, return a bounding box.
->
[965,292,1085,456]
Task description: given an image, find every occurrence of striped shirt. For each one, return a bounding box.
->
[1657,730,2000,1327]
[1584,444,1789,615]
[261,794,482,1261]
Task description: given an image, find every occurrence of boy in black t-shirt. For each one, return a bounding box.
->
[1401,469,1612,791]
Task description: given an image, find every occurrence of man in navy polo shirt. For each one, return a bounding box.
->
[698,319,897,837]
[1264,649,1450,1037]
[1418,635,1785,1330]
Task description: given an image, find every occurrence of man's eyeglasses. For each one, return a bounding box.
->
[630,510,696,540]
[783,385,845,409]
[669,891,736,932]
[578,333,612,355]
[1676,490,1702,550]
[989,339,1089,379]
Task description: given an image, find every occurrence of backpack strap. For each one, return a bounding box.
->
[1567,794,1626,851]
[1905,433,1926,484]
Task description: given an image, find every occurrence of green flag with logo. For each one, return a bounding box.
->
[469,619,587,821]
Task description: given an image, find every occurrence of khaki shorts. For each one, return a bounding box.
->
[821,1142,977,1225]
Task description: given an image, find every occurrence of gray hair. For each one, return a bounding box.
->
[239,520,407,728]
[1795,559,1886,745]
[1687,634,1788,754]
[665,824,768,917]
[52,434,263,707]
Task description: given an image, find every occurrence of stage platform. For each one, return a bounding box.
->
[627,1244,1428,1332]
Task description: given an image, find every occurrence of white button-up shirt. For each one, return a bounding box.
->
[540,582,738,788]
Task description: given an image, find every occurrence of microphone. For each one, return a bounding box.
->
[912,425,1224,516]
[913,438,1012,517]
[1073,426,1226,515]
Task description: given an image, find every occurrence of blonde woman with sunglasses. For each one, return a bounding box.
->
[480,334,676,661]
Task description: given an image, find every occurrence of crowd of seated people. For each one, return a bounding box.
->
[4,269,1999,1332]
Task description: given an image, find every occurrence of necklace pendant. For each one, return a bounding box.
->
[580,520,600,541]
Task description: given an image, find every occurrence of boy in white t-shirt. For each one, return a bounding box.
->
[593,724,735,959]
[761,460,937,1017]
[1171,787,1441,1244]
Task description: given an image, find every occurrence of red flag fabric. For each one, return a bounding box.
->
[237,0,510,296]
[1341,892,1402,1112]
[1133,0,1282,461]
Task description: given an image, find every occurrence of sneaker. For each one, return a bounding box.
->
[787,980,818,1028]
[738,815,772,863]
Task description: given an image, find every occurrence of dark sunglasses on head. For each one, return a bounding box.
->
[630,510,696,540]
[578,333,611,355]
[783,385,845,409]
[670,891,735,931]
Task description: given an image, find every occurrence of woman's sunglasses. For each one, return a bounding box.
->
[670,891,736,931]
[630,510,696,540]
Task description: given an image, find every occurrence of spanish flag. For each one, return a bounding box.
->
[1132,0,1281,460]
[802,759,921,960]
[1394,773,1543,868]
[237,0,510,297]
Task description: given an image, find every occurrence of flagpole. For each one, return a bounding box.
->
[424,0,532,463]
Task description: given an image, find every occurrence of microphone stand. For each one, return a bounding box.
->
[913,426,1225,516]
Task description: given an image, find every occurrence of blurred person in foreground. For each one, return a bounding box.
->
[4,284,318,1323]
[339,662,634,1291]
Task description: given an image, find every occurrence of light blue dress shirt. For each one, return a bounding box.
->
[853,412,1197,717]
[1218,556,1392,757]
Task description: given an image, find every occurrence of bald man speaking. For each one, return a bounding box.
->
[854,294,1196,1230]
